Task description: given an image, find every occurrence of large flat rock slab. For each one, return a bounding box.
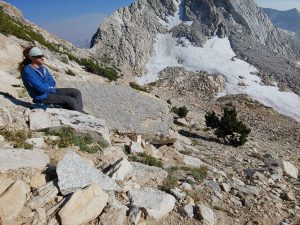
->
[0,149,50,172]
[59,80,173,135]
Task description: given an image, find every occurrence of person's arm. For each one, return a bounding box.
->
[45,67,56,87]
[23,69,50,94]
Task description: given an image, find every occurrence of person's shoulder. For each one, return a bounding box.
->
[23,64,33,73]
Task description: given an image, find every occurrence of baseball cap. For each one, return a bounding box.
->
[29,47,44,57]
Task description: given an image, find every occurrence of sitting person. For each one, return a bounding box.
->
[19,46,84,112]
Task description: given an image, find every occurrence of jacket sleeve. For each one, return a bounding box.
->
[46,67,56,87]
[22,70,50,94]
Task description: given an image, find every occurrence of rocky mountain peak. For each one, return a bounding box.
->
[90,0,300,75]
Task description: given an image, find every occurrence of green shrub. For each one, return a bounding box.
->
[128,153,163,168]
[205,107,251,146]
[79,58,119,81]
[0,128,33,149]
[171,106,189,118]
[129,82,149,93]
[45,127,108,153]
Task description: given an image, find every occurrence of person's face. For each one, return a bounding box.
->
[31,55,45,65]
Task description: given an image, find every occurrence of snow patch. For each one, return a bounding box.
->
[136,0,300,122]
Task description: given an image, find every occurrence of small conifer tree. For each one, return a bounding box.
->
[205,107,251,146]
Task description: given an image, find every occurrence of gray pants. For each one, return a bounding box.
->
[43,88,83,112]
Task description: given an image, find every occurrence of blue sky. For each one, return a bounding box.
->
[4,0,300,45]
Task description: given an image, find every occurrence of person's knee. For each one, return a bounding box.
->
[72,88,82,97]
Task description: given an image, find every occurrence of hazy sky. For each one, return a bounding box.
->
[4,0,300,44]
[256,0,300,10]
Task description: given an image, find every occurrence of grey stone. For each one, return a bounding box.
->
[130,141,144,155]
[263,154,280,167]
[106,158,133,181]
[196,204,216,225]
[232,184,260,197]
[57,151,120,195]
[128,187,176,220]
[26,137,45,148]
[220,183,231,193]
[128,207,142,225]
[59,81,173,135]
[130,162,168,186]
[204,180,222,194]
[180,182,192,191]
[107,191,129,210]
[183,155,206,167]
[180,204,194,218]
[170,187,186,200]
[27,182,59,209]
[0,106,13,127]
[0,149,50,172]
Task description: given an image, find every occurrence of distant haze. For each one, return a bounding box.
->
[256,0,300,11]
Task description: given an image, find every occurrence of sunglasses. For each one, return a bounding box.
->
[33,55,45,59]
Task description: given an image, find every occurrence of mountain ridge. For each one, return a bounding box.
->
[263,7,300,40]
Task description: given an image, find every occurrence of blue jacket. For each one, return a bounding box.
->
[22,64,57,102]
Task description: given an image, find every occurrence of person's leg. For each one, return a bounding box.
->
[56,88,83,112]
[43,93,82,112]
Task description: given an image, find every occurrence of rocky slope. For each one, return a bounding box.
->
[90,0,300,94]
[263,8,300,39]
[0,1,299,225]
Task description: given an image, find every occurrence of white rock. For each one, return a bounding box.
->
[170,187,186,200]
[180,204,194,218]
[0,135,4,142]
[173,140,185,152]
[99,146,128,169]
[282,161,298,179]
[144,143,162,159]
[175,118,190,126]
[183,155,205,167]
[128,207,142,225]
[0,177,14,195]
[128,187,176,220]
[29,108,111,145]
[220,183,231,193]
[180,182,192,191]
[30,174,47,189]
[130,141,144,155]
[197,204,216,225]
[57,151,120,195]
[59,184,108,225]
[107,158,133,181]
[0,70,21,86]
[28,182,59,209]
[130,162,168,186]
[0,106,13,126]
[26,137,45,148]
[0,180,30,222]
[0,79,18,98]
[0,149,50,172]
[29,110,58,131]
